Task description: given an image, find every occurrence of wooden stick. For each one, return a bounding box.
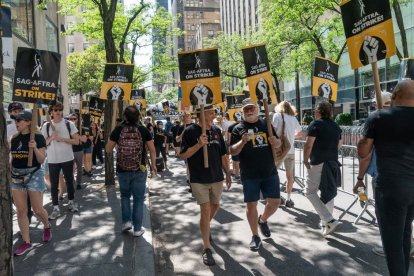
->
[28,105,38,167]
[200,104,209,168]
[372,62,383,110]
[46,109,55,132]
[111,100,118,132]
[79,99,83,136]
[263,100,278,164]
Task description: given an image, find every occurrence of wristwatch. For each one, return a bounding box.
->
[357,176,364,181]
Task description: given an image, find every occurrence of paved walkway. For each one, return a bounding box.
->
[149,155,414,275]
[13,166,154,276]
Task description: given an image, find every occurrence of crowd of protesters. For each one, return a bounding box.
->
[7,79,414,275]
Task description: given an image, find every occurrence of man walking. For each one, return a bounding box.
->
[230,98,282,251]
[180,105,231,266]
[106,106,157,237]
[357,80,414,276]
[42,101,80,218]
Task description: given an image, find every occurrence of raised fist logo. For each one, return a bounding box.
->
[233,111,242,122]
[255,135,264,145]
[319,83,332,99]
[363,36,379,64]
[107,85,124,100]
[135,101,142,110]
[255,78,271,104]
[190,84,213,106]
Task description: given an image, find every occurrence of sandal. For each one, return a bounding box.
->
[202,248,215,266]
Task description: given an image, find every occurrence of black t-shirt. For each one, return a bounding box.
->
[110,124,153,172]
[230,119,277,180]
[82,127,93,148]
[177,123,193,136]
[307,118,342,165]
[181,124,226,184]
[171,125,180,140]
[11,133,46,169]
[364,106,414,187]
[154,128,167,146]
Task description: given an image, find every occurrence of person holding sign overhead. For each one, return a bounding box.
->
[179,105,231,266]
[10,111,52,256]
[230,98,282,251]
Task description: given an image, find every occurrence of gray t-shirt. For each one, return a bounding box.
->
[364,106,414,188]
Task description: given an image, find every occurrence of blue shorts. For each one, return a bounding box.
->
[83,146,93,154]
[11,167,47,192]
[242,173,280,202]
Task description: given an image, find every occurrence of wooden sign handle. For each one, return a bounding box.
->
[27,105,38,167]
[263,100,278,164]
[372,62,383,110]
[79,99,83,136]
[200,104,209,168]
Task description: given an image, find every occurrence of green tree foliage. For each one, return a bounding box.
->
[335,112,353,125]
[67,45,106,94]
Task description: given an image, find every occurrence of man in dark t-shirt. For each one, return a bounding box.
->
[154,121,168,169]
[106,106,157,237]
[180,105,231,266]
[230,98,281,251]
[303,102,341,237]
[357,80,414,276]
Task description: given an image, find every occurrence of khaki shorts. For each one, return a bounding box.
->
[191,182,223,205]
[284,154,295,173]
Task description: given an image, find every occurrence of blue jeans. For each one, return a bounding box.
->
[117,171,147,230]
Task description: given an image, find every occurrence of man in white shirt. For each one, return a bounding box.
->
[272,101,304,208]
[42,101,81,219]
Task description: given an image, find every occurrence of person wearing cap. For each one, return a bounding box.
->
[230,98,282,251]
[179,105,231,266]
[42,101,81,219]
[10,111,52,256]
[7,102,24,143]
[356,80,414,275]
[354,90,405,257]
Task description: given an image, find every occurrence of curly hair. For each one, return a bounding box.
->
[274,101,297,116]
[316,101,333,119]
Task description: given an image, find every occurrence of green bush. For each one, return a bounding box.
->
[335,113,353,126]
[302,114,314,125]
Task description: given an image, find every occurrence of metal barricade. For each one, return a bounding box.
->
[285,140,376,225]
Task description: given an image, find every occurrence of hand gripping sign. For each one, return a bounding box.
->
[312,57,339,102]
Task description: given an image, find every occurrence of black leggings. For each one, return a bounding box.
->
[49,160,75,206]
[92,141,104,165]
[155,145,167,162]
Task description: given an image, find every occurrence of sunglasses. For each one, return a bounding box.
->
[53,109,63,112]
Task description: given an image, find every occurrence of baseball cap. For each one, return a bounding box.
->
[242,98,257,109]
[11,111,32,121]
[8,102,24,113]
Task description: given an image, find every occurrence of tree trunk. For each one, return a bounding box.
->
[271,70,282,103]
[393,0,409,58]
[0,14,14,274]
[295,70,302,123]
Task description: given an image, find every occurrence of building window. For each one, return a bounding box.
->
[68,43,75,53]
[207,30,214,37]
[10,0,33,44]
[46,18,59,53]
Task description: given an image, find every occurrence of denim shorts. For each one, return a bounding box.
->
[242,173,280,202]
[83,146,93,154]
[11,167,47,192]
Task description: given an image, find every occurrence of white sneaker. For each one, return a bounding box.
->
[322,220,340,236]
[122,222,132,232]
[49,208,60,220]
[68,201,79,213]
[133,228,145,237]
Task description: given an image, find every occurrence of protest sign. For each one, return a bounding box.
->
[312,57,339,102]
[100,63,134,100]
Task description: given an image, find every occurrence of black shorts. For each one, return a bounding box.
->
[231,155,239,162]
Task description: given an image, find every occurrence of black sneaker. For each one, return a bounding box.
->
[76,184,82,190]
[258,215,271,237]
[249,235,262,251]
[280,196,286,205]
[285,199,295,208]
[202,248,215,266]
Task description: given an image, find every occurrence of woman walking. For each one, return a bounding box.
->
[10,111,52,256]
[91,122,104,166]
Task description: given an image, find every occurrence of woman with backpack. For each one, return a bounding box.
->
[10,111,52,256]
[106,106,157,237]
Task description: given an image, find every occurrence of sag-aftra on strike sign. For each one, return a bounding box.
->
[12,47,61,104]
[340,0,396,69]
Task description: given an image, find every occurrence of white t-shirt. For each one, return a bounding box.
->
[7,123,18,143]
[42,120,78,164]
[272,113,302,154]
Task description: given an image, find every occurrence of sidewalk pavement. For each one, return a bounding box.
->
[149,155,414,275]
[13,166,155,276]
